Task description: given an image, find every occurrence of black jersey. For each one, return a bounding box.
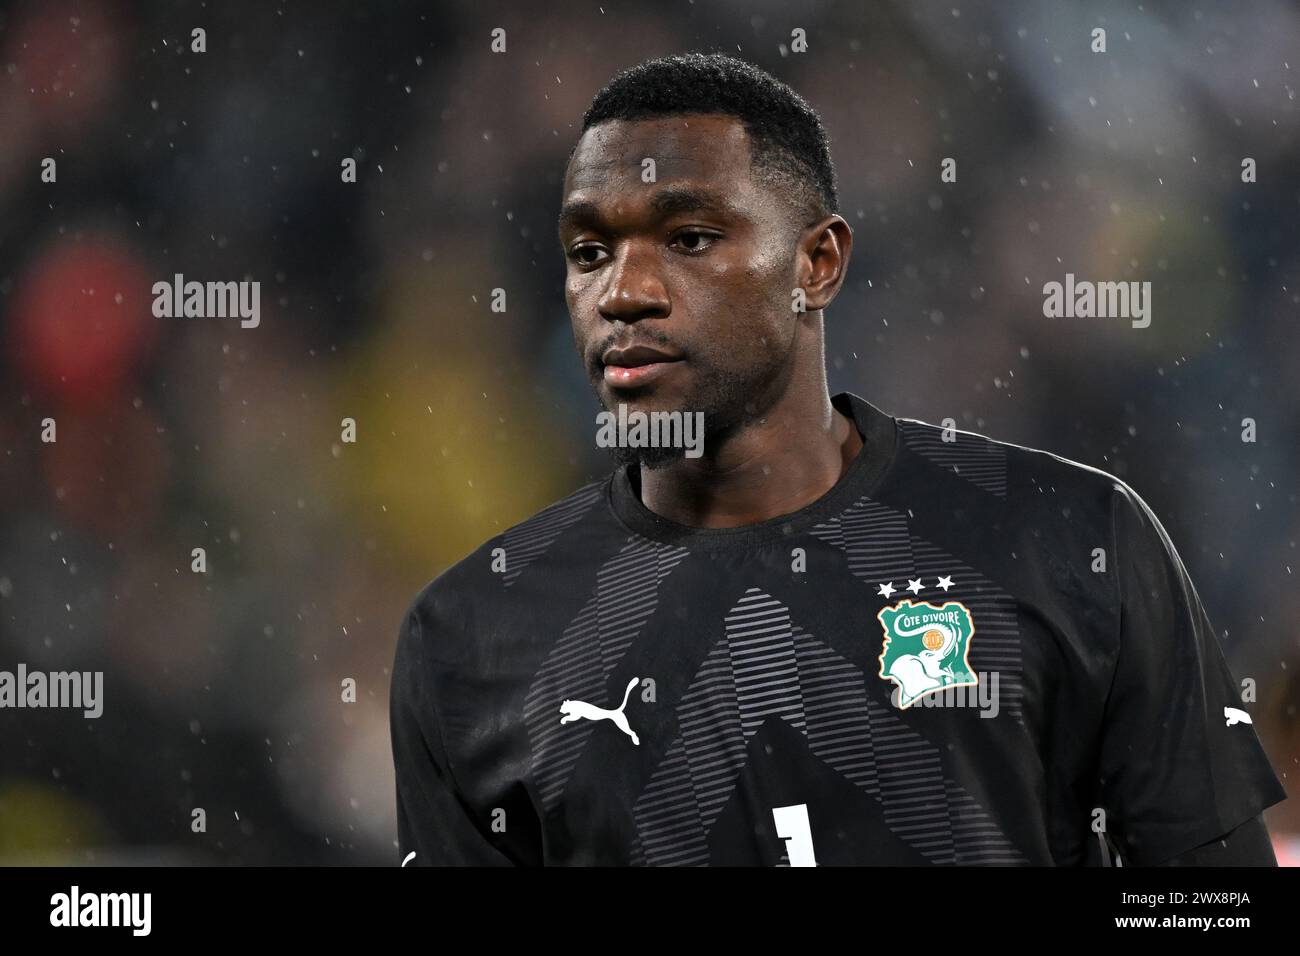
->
[389,391,1286,866]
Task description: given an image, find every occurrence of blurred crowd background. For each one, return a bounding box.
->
[0,0,1296,865]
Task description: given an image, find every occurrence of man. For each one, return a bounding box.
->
[390,52,1286,866]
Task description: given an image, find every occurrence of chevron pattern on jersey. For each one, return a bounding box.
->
[897,418,1007,497]
[500,480,605,588]
[524,536,689,809]
[630,588,1027,866]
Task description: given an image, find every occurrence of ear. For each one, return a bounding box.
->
[795,215,853,313]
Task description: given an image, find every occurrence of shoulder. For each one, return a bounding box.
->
[399,476,610,646]
[892,413,1145,522]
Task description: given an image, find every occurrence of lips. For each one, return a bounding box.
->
[600,343,683,389]
[601,344,681,367]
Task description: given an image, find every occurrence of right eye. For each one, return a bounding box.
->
[569,243,610,267]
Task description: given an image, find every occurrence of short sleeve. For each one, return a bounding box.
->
[389,598,515,866]
[1097,481,1287,865]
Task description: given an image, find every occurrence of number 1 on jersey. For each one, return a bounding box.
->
[772,803,818,867]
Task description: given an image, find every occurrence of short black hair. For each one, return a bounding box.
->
[577,52,838,226]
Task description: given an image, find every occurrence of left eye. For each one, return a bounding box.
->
[671,230,718,253]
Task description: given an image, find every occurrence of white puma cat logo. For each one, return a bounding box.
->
[559,677,641,745]
[1224,706,1253,726]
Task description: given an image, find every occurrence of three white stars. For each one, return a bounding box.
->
[877,575,955,598]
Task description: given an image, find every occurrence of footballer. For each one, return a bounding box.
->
[389,53,1286,866]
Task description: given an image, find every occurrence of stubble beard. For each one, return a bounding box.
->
[592,347,788,473]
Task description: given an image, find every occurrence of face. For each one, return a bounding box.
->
[558,114,804,468]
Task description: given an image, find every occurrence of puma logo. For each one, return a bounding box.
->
[1224,706,1253,727]
[559,676,641,745]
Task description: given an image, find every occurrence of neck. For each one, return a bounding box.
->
[634,382,864,529]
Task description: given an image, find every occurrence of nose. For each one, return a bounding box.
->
[597,240,670,324]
